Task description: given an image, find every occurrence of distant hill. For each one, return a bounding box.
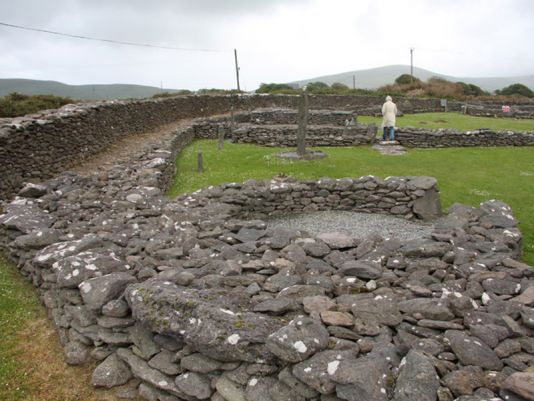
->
[290,65,534,92]
[0,78,180,100]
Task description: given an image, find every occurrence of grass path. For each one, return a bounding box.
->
[359,112,534,131]
[169,141,534,265]
[0,257,139,401]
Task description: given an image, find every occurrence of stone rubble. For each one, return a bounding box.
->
[0,109,534,401]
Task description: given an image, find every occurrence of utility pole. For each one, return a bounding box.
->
[234,49,241,92]
[410,47,414,83]
[352,74,356,90]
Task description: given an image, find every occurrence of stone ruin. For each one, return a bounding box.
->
[1,105,534,401]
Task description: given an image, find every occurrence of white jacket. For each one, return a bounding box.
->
[382,99,398,128]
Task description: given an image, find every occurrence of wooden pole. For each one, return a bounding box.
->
[296,90,309,156]
[218,126,225,150]
[197,151,204,173]
[234,49,241,92]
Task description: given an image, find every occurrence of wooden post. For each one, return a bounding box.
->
[197,151,204,173]
[230,106,236,133]
[296,90,309,156]
[218,126,225,150]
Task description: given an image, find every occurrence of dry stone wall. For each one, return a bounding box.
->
[230,124,376,147]
[396,127,534,148]
[1,113,534,400]
[0,95,444,201]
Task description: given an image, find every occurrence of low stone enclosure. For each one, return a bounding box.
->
[2,94,534,200]
[1,99,534,401]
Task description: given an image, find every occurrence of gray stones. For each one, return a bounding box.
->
[117,348,183,397]
[445,330,503,370]
[316,232,356,249]
[398,298,455,321]
[503,372,534,400]
[393,350,439,401]
[266,316,329,363]
[79,272,136,312]
[175,372,212,400]
[92,353,133,388]
[1,111,533,401]
[338,260,383,280]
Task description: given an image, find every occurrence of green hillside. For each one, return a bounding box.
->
[290,65,534,92]
[0,78,180,100]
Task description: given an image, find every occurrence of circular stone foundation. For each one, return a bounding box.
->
[266,211,433,242]
[276,150,328,160]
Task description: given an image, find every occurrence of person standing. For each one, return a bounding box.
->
[381,95,398,141]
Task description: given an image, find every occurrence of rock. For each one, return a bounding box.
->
[149,350,181,375]
[180,353,222,373]
[521,307,534,329]
[442,366,484,397]
[338,260,383,280]
[55,251,128,288]
[266,316,329,363]
[130,323,161,360]
[413,187,442,220]
[175,372,212,400]
[0,202,55,234]
[18,182,48,197]
[444,330,503,370]
[117,348,183,397]
[292,349,357,394]
[316,232,356,249]
[512,287,534,306]
[393,350,439,401]
[503,372,534,400]
[303,295,336,314]
[92,353,133,388]
[79,272,136,312]
[332,354,389,401]
[126,282,283,362]
[349,297,402,327]
[253,298,298,315]
[215,376,246,401]
[398,298,454,321]
[33,235,103,267]
[320,311,354,327]
[102,299,130,318]
[14,228,61,249]
[64,341,89,365]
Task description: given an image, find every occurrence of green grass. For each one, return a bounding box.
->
[359,112,534,132]
[169,141,534,265]
[0,257,42,400]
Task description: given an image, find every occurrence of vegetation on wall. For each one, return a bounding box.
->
[256,76,533,102]
[0,92,75,118]
[496,83,534,98]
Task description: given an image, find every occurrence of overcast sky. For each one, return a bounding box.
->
[1,0,533,90]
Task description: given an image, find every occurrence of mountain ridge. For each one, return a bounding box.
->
[0,78,180,100]
[289,65,534,92]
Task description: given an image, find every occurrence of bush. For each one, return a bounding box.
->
[456,82,487,96]
[0,92,75,118]
[256,83,296,94]
[496,83,533,97]
[152,90,192,98]
[395,74,420,84]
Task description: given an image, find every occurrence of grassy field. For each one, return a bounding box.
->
[0,257,136,401]
[359,112,534,131]
[169,141,534,265]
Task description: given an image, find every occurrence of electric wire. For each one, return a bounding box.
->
[0,21,229,53]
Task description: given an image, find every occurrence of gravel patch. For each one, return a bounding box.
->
[266,211,434,242]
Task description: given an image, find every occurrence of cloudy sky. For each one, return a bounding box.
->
[1,0,533,90]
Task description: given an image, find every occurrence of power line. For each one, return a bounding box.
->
[0,21,228,53]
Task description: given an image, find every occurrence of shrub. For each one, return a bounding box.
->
[395,74,420,84]
[256,83,296,93]
[0,92,75,118]
[496,83,533,97]
[152,90,192,98]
